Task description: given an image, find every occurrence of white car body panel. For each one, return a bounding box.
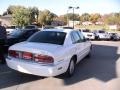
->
[80,29,95,40]
[98,33,110,39]
[6,29,91,76]
[94,30,110,40]
[6,28,15,34]
[82,32,95,39]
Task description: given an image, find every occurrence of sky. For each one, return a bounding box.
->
[0,0,120,15]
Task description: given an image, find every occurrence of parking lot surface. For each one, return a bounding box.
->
[0,41,120,90]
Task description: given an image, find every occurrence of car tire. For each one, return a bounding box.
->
[65,58,75,77]
[86,46,92,58]
[97,36,100,40]
[86,50,91,58]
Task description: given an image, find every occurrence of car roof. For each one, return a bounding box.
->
[41,29,75,33]
[17,28,39,31]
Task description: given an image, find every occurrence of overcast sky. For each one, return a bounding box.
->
[0,0,120,15]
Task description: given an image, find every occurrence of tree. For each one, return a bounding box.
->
[104,13,120,25]
[80,13,90,22]
[7,5,25,15]
[55,15,67,25]
[12,7,30,27]
[90,13,101,24]
[7,5,16,14]
[28,7,39,24]
[38,10,57,26]
[2,5,20,15]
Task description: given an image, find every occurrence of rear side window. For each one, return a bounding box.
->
[23,30,37,39]
[28,31,66,45]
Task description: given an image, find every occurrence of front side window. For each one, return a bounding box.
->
[78,31,86,42]
[27,31,66,45]
[71,31,81,43]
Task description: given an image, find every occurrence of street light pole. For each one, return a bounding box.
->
[73,8,75,28]
[67,9,69,27]
[68,6,79,29]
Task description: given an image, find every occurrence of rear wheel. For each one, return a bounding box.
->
[65,58,75,77]
[86,46,92,58]
[97,36,101,40]
[86,50,91,58]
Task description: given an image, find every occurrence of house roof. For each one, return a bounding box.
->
[0,15,12,19]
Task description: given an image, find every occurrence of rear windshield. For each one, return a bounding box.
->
[27,31,66,45]
[99,30,105,33]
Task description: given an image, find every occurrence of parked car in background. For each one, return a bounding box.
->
[94,30,110,40]
[6,25,19,35]
[42,25,56,29]
[109,33,120,41]
[24,25,38,29]
[6,28,39,47]
[6,29,91,77]
[79,29,95,40]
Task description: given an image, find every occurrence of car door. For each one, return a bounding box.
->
[71,31,84,63]
[78,31,91,57]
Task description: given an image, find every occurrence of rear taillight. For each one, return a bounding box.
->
[9,50,19,58]
[9,50,54,63]
[22,52,33,60]
[34,54,54,63]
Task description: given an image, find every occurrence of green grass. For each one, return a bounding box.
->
[77,25,120,33]
[78,25,109,31]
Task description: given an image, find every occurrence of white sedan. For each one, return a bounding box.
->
[79,29,95,40]
[6,29,91,77]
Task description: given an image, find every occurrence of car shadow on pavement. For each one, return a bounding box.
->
[0,68,44,89]
[59,44,120,85]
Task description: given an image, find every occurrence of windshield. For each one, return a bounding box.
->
[7,26,16,29]
[112,33,117,35]
[27,31,66,45]
[83,29,90,32]
[10,30,25,37]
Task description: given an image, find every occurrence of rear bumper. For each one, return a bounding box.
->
[6,57,69,76]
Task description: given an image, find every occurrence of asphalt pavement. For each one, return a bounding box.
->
[0,41,120,90]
